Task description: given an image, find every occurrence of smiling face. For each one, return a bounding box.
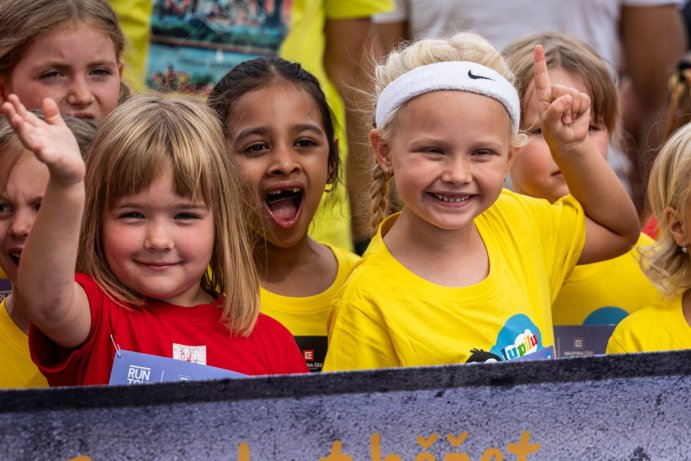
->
[0,154,49,284]
[103,165,214,306]
[375,90,515,234]
[510,68,611,203]
[0,23,122,121]
[227,82,331,248]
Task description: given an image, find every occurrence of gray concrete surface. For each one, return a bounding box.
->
[1,350,690,460]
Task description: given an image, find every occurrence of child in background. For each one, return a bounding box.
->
[208,57,360,372]
[2,93,307,386]
[641,53,691,239]
[607,123,691,353]
[0,113,96,388]
[323,32,639,370]
[0,0,127,121]
[503,33,663,336]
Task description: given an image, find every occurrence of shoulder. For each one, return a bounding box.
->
[322,243,362,274]
[608,297,679,353]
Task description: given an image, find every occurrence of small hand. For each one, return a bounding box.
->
[533,45,591,151]
[1,95,85,185]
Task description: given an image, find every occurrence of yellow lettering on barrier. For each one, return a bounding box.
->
[67,456,92,461]
[506,431,541,460]
[320,440,354,461]
[238,442,251,461]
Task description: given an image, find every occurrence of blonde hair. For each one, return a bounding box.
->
[369,32,522,231]
[78,94,260,336]
[502,32,621,149]
[0,111,96,191]
[644,123,691,296]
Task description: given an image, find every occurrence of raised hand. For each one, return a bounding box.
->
[533,45,591,152]
[1,95,85,186]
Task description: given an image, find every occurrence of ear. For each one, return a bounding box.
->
[505,145,520,174]
[118,62,124,79]
[327,137,339,184]
[665,207,686,246]
[369,129,392,173]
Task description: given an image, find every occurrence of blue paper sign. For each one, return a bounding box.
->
[511,345,554,361]
[109,350,246,385]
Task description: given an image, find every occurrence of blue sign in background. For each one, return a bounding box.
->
[1,350,690,460]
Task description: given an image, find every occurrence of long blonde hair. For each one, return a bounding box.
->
[644,123,691,297]
[78,94,260,336]
[368,32,523,231]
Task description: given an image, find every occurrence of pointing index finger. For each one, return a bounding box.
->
[533,45,552,112]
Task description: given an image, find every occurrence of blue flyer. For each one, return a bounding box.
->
[109,350,246,385]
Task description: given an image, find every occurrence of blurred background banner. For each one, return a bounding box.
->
[2,351,690,460]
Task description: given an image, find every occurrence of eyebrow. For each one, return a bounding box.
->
[113,201,208,210]
[234,123,325,143]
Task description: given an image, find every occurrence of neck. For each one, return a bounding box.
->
[5,294,29,334]
[254,234,314,282]
[383,210,488,287]
[682,290,691,328]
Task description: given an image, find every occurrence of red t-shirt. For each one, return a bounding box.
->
[30,273,308,386]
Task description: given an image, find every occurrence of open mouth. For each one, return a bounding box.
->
[9,251,20,266]
[265,187,304,228]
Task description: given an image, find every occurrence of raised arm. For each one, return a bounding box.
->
[533,45,640,264]
[324,17,380,249]
[621,5,686,213]
[2,95,90,347]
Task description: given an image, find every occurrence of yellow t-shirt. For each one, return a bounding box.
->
[0,297,47,388]
[114,0,393,250]
[553,233,663,325]
[323,190,586,371]
[260,243,360,372]
[606,295,691,354]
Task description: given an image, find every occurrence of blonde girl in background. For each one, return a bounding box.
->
[0,0,128,121]
[323,32,639,370]
[2,93,307,386]
[0,113,96,388]
[208,57,360,372]
[607,123,691,353]
[503,32,663,337]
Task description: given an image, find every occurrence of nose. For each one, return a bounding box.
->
[441,155,472,184]
[9,209,32,238]
[268,144,301,176]
[66,76,95,107]
[144,221,174,251]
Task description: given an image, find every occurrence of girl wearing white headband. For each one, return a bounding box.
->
[323,32,639,370]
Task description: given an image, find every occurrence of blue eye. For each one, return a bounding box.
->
[175,212,200,220]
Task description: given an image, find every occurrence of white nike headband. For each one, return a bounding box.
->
[375,61,521,133]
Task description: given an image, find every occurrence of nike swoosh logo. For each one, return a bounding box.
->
[468,69,492,81]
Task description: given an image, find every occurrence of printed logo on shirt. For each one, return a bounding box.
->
[172,343,207,365]
[294,336,327,373]
[583,306,629,326]
[489,314,544,361]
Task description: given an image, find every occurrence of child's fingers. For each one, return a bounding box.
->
[543,94,574,129]
[533,45,552,113]
[42,98,66,127]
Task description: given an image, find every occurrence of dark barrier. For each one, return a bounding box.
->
[2,350,691,460]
